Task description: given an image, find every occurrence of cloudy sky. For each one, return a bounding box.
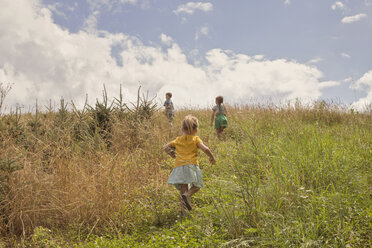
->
[1,0,372,111]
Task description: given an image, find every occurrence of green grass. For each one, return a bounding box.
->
[3,104,371,247]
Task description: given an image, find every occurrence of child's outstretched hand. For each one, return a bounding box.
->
[209,157,216,165]
[170,148,176,158]
[164,143,176,158]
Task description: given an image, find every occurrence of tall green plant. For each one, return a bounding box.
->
[88,85,115,147]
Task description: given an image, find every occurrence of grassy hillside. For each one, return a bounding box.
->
[0,95,371,247]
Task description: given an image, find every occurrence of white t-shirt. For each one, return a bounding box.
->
[212,104,226,115]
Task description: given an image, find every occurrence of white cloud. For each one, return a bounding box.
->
[350,71,372,110]
[0,0,339,111]
[203,49,338,103]
[253,55,265,60]
[331,1,345,11]
[284,0,291,5]
[47,2,78,17]
[174,2,213,15]
[194,26,209,41]
[341,52,351,59]
[342,77,353,83]
[83,10,100,33]
[86,0,138,14]
[47,3,67,18]
[308,57,323,64]
[341,13,367,23]
[160,33,173,46]
[86,0,107,10]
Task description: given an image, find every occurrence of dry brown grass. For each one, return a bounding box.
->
[0,108,177,237]
[0,100,370,240]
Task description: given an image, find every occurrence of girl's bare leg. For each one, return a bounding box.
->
[187,186,200,197]
[216,127,225,139]
[179,184,188,215]
[216,128,221,139]
[181,186,200,211]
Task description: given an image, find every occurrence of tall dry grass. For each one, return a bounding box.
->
[0,88,179,238]
[0,88,371,247]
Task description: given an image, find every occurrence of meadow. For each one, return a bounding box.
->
[0,87,371,247]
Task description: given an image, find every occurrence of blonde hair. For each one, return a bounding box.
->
[216,96,223,105]
[182,115,199,135]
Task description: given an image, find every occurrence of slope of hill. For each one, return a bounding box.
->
[0,97,371,247]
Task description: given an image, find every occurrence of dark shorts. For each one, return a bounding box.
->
[167,112,174,121]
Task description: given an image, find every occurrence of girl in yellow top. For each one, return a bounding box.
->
[164,115,216,216]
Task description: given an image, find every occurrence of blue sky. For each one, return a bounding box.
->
[1,0,372,110]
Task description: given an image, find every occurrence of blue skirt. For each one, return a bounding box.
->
[168,164,203,190]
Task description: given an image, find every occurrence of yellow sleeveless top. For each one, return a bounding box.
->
[171,135,202,168]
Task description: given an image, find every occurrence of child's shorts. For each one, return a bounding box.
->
[166,112,174,121]
[168,164,203,190]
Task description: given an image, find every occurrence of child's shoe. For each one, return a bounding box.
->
[182,193,192,211]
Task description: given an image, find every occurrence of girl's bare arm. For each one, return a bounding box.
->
[163,142,176,158]
[197,143,216,164]
[210,110,216,127]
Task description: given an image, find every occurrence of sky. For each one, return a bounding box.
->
[0,0,372,111]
